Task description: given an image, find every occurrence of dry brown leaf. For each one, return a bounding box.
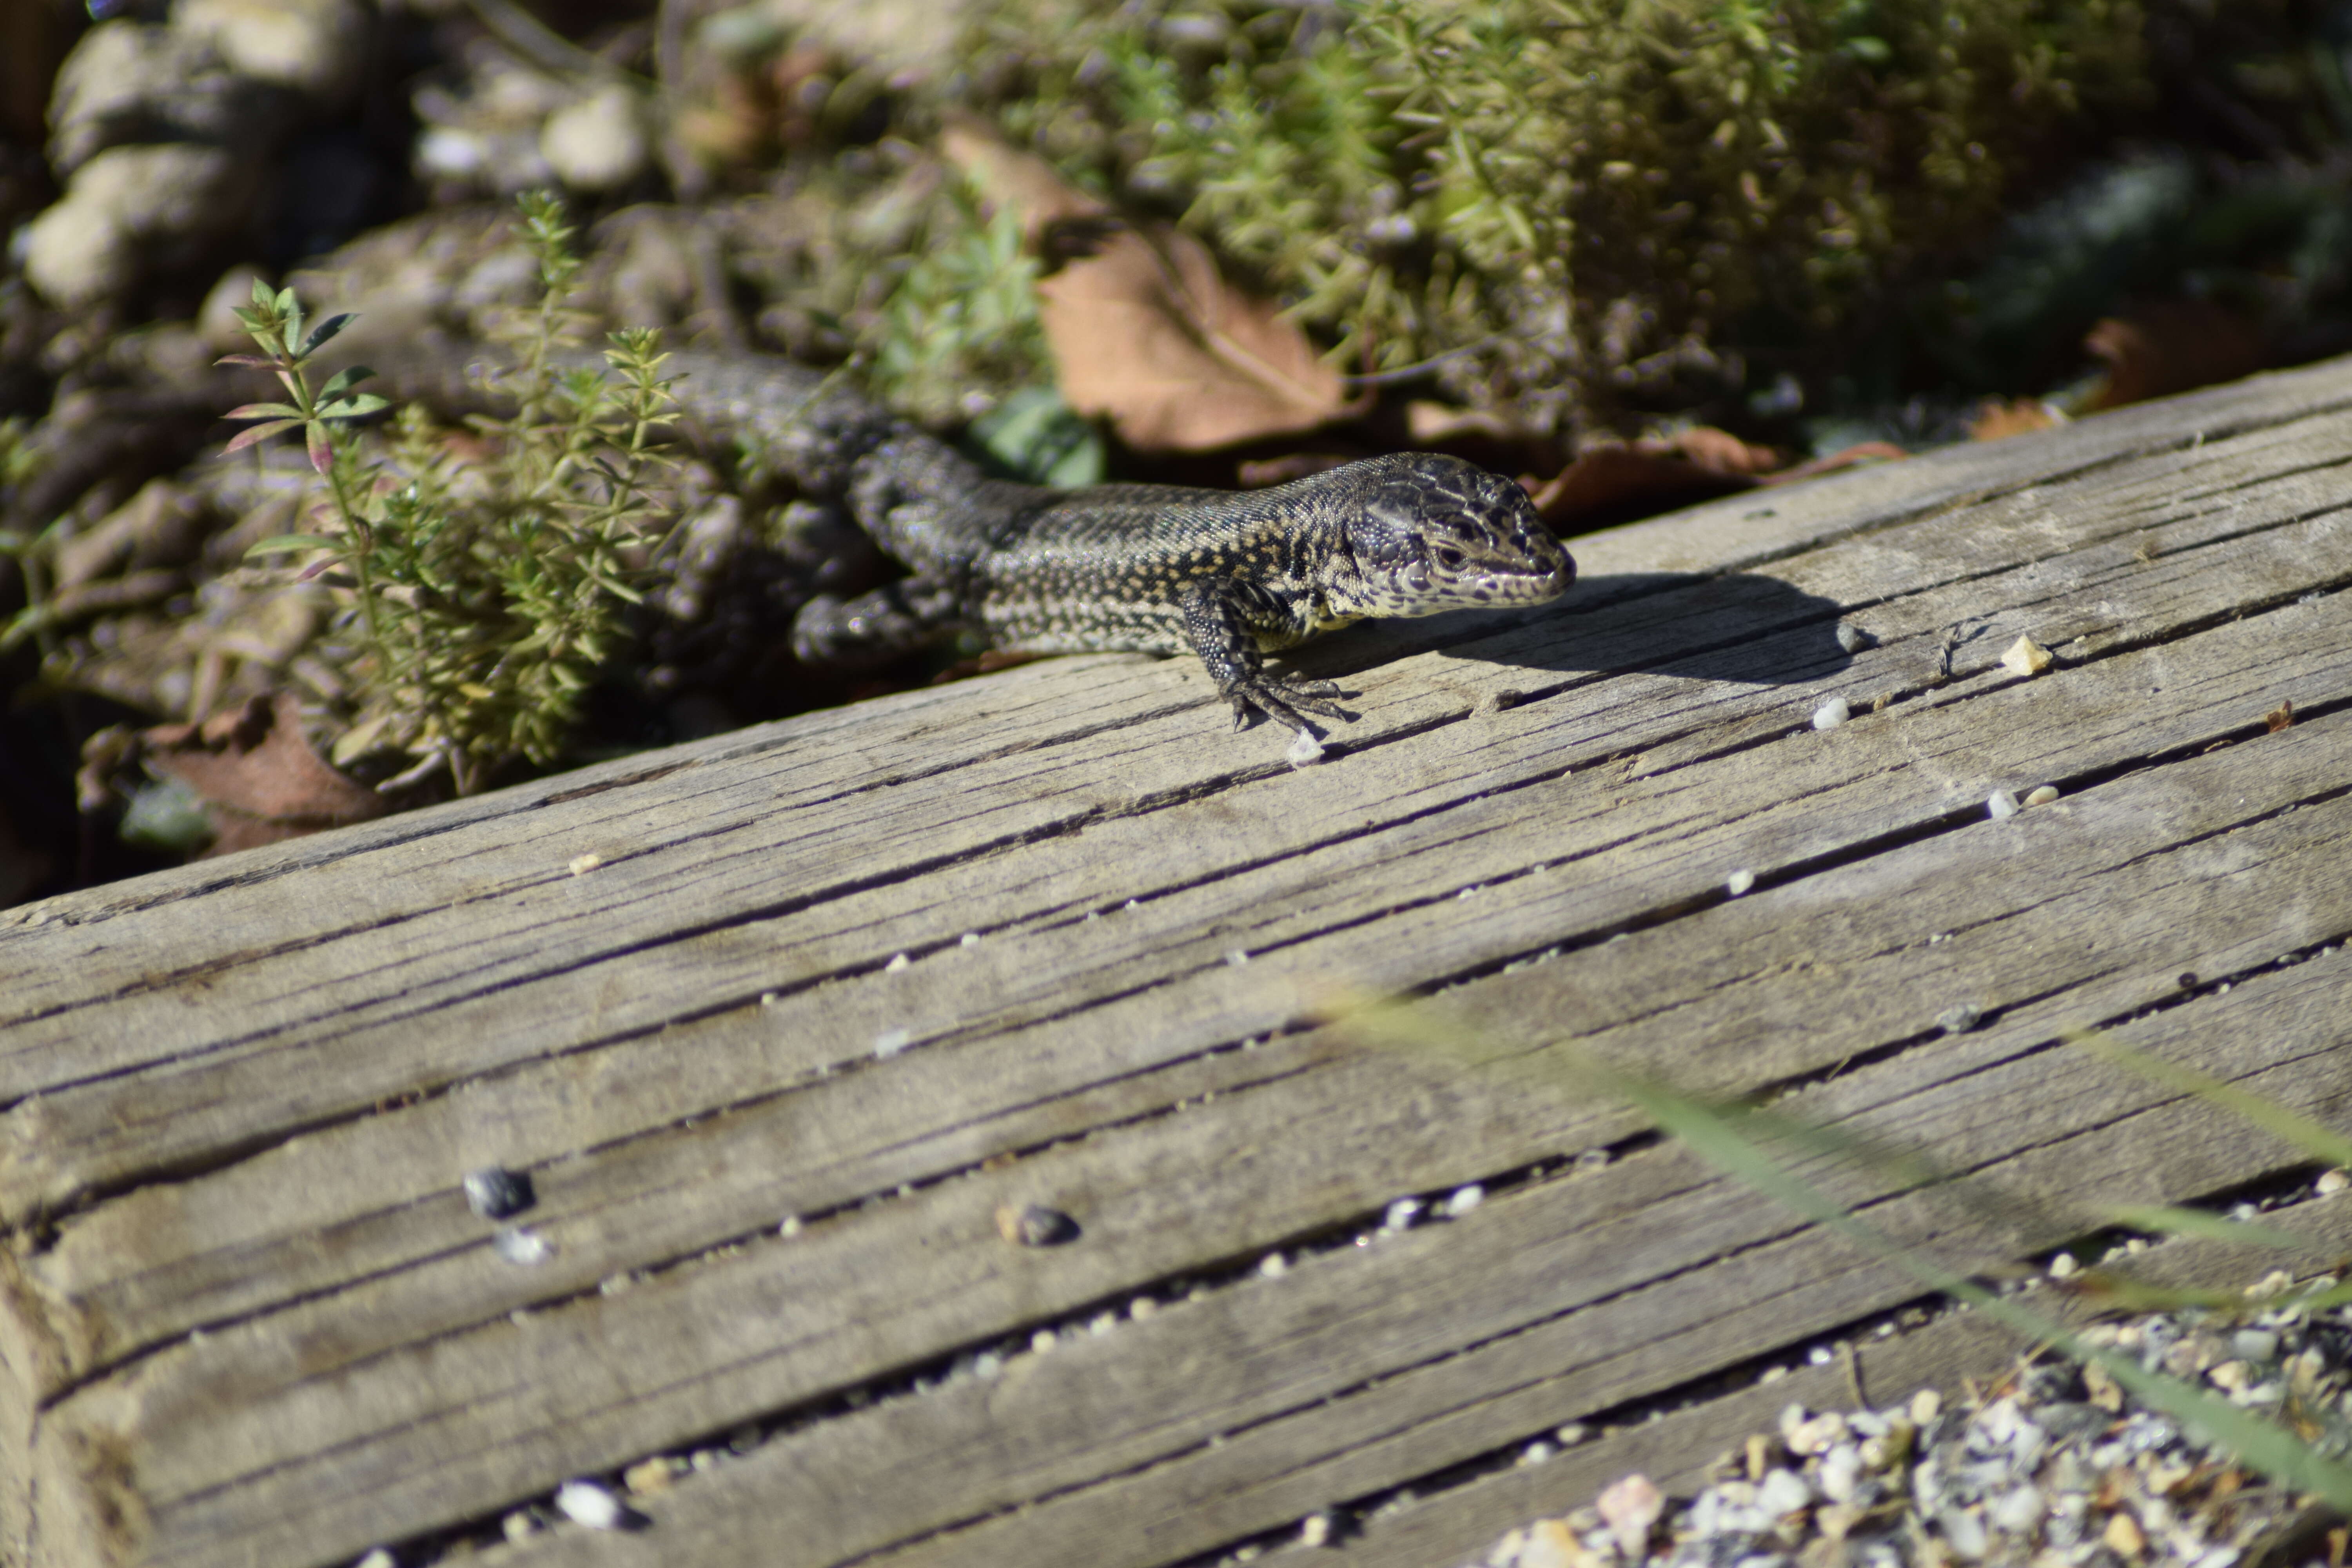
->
[1762,441,1908,482]
[940,118,1105,232]
[2083,300,2266,412]
[2266,699,2295,733]
[943,121,1357,452]
[1970,398,2063,441]
[1236,453,1351,488]
[142,691,387,855]
[1528,428,1775,527]
[1672,425,1780,475]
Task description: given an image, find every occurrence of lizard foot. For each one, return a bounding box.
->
[1225,674,1348,733]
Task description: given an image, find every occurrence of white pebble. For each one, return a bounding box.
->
[779,1215,802,1237]
[1726,869,1757,897]
[1287,728,1327,767]
[1942,1505,1988,1559]
[1937,1003,1983,1034]
[493,1226,552,1265]
[1300,1512,1334,1548]
[1812,697,1850,730]
[1443,1183,1485,1218]
[2001,634,2054,677]
[2049,1252,2078,1278]
[2024,784,2060,806]
[555,1479,624,1530]
[884,952,909,972]
[1818,1443,1863,1502]
[1836,622,1872,653]
[1987,789,2020,819]
[1129,1296,1159,1321]
[503,1510,541,1542]
[960,931,980,947]
[2318,1169,2348,1194]
[567,853,602,875]
[1224,948,1250,967]
[1259,1251,1288,1278]
[1989,1485,2045,1534]
[1756,1467,1813,1516]
[355,1552,395,1568]
[1032,1328,1058,1354]
[1383,1197,1424,1231]
[1520,1440,1556,1465]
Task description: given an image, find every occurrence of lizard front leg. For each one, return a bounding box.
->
[1178,578,1348,732]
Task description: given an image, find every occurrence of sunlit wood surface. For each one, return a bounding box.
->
[5,358,2351,1568]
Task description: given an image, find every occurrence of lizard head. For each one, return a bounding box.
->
[1332,453,1576,619]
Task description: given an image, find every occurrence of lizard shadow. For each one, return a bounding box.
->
[1304,571,1861,692]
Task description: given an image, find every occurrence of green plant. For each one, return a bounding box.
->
[231,192,679,794]
[864,181,1054,425]
[964,0,2149,433]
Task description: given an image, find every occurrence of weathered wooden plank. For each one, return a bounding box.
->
[8,392,2347,1245]
[16,500,2347,1423]
[2,359,2350,1568]
[10,361,2352,1066]
[27,700,2352,1568]
[442,939,2352,1568]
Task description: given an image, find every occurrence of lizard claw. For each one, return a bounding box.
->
[1225,674,1348,732]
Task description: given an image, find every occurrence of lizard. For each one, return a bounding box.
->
[369,344,1579,734]
[643,351,1579,733]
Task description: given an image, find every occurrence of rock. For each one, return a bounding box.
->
[174,0,367,104]
[22,143,249,309]
[541,85,650,192]
[45,22,261,174]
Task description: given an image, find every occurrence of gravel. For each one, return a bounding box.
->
[1469,1270,2352,1568]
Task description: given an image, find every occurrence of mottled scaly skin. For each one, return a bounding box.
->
[394,346,1577,731]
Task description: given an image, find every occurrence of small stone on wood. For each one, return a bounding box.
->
[464,1165,535,1220]
[997,1202,1079,1247]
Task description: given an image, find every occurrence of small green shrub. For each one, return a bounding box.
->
[232,193,679,794]
[944,0,2149,433]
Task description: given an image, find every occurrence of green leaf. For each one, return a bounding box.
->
[0,603,58,655]
[2101,1204,2308,1250]
[119,775,215,854]
[222,419,302,454]
[244,533,346,557]
[225,402,307,421]
[302,313,356,355]
[316,365,376,401]
[2068,1029,2352,1168]
[323,394,392,419]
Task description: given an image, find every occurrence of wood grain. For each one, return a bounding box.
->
[3,358,2351,1568]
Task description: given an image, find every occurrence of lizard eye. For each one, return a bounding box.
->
[1434,545,1467,570]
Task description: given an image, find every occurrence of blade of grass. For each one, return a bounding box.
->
[1596,1061,2352,1511]
[2101,1205,2308,1250]
[2067,1027,2352,1169]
